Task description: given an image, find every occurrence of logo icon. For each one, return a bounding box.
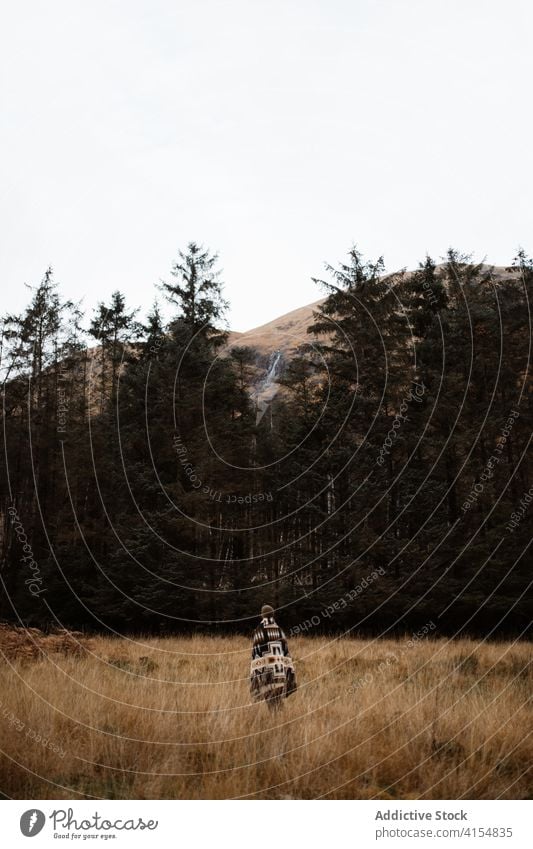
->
[20,809,46,837]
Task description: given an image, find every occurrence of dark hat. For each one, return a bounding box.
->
[261,604,275,616]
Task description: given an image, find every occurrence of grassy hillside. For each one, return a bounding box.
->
[0,633,531,799]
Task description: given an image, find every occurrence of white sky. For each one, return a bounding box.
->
[1,0,532,331]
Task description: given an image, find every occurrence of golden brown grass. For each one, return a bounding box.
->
[0,633,531,799]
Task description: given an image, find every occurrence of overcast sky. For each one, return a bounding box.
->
[1,0,532,331]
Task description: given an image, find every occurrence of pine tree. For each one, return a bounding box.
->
[160,242,228,342]
[88,290,139,408]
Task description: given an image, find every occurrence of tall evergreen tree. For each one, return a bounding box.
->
[160,242,228,342]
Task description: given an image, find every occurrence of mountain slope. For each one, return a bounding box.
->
[227,298,325,357]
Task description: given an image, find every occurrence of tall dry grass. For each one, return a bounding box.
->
[0,633,531,799]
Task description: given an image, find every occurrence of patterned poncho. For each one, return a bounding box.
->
[250,614,297,704]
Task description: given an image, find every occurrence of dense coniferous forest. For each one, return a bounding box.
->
[1,244,531,636]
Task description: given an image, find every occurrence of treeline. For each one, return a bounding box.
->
[0,244,531,636]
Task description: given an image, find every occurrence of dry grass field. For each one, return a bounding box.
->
[0,631,531,799]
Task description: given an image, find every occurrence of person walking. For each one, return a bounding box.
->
[250,604,297,709]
